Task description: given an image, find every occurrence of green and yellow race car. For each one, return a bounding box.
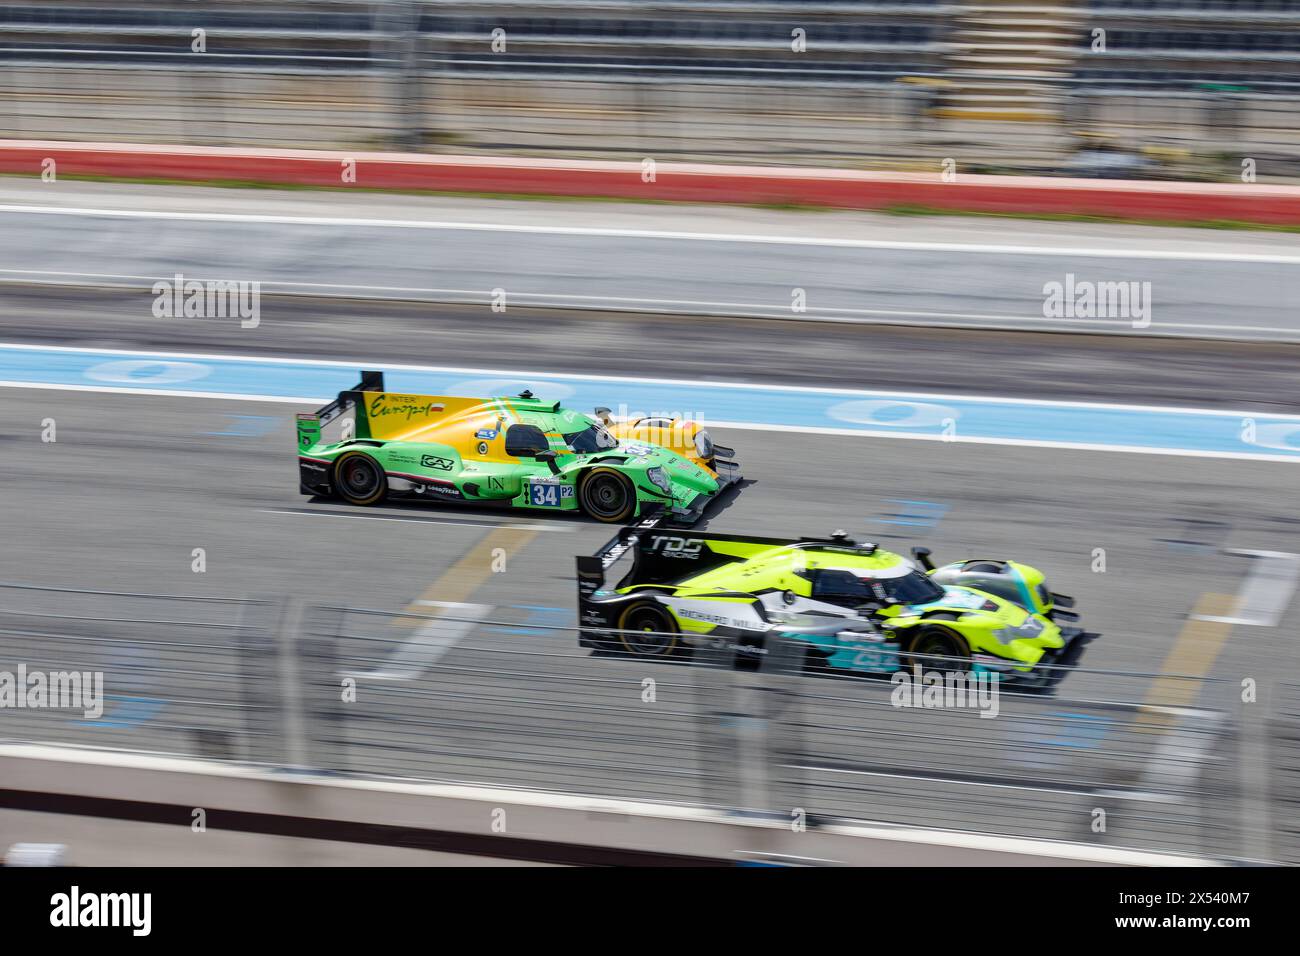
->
[296,371,741,524]
[577,523,1097,690]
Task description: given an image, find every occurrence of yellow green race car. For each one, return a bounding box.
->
[577,524,1097,690]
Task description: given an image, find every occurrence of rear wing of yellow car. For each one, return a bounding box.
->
[577,516,803,600]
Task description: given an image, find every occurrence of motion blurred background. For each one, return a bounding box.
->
[2,0,1299,178]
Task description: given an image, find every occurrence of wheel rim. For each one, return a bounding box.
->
[622,608,675,656]
[584,473,629,519]
[340,457,379,496]
[914,632,962,671]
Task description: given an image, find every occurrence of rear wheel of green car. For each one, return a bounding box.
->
[905,625,971,675]
[579,468,636,523]
[334,451,387,506]
[616,602,681,658]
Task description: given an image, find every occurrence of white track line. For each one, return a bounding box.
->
[1,203,1297,263]
[360,601,492,681]
[261,508,572,533]
[1194,550,1300,626]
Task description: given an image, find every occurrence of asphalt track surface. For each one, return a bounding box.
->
[2,386,1296,854]
[0,183,1298,413]
[1,185,1297,857]
[0,180,1297,342]
[3,385,1293,658]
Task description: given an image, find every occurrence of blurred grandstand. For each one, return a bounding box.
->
[0,2,1298,176]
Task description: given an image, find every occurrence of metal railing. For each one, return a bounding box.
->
[0,583,1287,862]
[4,64,1297,177]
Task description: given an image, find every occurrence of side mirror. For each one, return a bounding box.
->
[856,596,899,614]
[533,449,561,475]
[911,546,935,571]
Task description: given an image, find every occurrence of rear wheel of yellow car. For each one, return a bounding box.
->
[616,602,680,658]
[904,625,970,675]
[334,451,387,506]
[579,468,636,523]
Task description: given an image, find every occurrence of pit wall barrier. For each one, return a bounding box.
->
[3,140,1299,225]
[0,744,1215,867]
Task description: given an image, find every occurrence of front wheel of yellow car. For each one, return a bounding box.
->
[904,626,970,675]
[334,451,387,506]
[616,602,681,658]
[579,468,636,523]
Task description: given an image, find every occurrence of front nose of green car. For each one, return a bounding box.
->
[647,456,719,500]
[645,465,675,496]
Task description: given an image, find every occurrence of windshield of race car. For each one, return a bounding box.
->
[884,570,947,605]
[812,567,946,606]
[563,422,620,453]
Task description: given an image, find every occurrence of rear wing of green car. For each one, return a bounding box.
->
[296,370,385,450]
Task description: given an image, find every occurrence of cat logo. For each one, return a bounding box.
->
[421,455,455,471]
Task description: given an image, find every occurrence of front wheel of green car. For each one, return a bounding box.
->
[905,625,971,675]
[616,602,681,658]
[579,468,636,523]
[333,451,387,506]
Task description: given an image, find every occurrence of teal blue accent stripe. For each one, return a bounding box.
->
[4,344,1300,459]
[1008,563,1038,612]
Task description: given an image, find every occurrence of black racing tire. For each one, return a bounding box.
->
[579,468,637,523]
[615,601,682,659]
[333,451,387,506]
[904,625,971,674]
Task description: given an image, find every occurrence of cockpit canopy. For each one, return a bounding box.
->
[808,567,945,607]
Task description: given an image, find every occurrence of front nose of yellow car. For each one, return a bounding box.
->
[991,611,1064,666]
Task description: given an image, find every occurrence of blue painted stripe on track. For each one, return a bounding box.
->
[3,344,1300,460]
[73,695,165,729]
[880,499,949,528]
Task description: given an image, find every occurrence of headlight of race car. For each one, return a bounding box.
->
[694,429,714,461]
[646,466,673,494]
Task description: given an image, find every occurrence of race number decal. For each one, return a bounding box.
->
[528,479,573,507]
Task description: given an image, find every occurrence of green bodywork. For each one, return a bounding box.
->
[297,389,727,520]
